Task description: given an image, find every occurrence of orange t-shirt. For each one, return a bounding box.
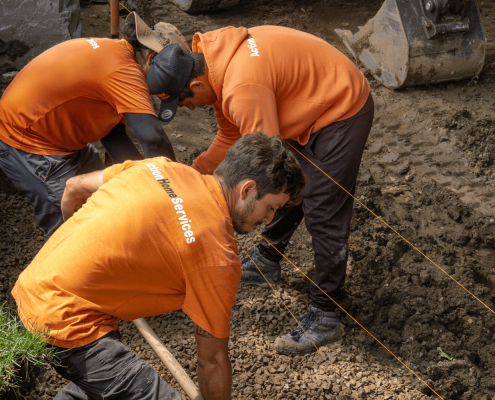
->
[0,38,156,156]
[192,26,370,174]
[12,158,240,348]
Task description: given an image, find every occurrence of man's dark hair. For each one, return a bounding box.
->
[214,132,306,205]
[179,52,207,102]
[120,19,150,52]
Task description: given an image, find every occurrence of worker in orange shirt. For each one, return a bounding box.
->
[151,25,374,355]
[13,133,306,400]
[0,13,189,239]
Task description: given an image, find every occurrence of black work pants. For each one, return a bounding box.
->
[50,331,183,400]
[258,95,374,311]
[0,140,103,239]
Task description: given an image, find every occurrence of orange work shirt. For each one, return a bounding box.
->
[192,26,370,174]
[0,38,156,156]
[12,158,240,348]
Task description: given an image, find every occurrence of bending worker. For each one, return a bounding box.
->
[155,25,374,355]
[13,133,306,400]
[0,12,188,239]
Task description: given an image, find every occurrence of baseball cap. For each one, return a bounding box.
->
[147,44,194,122]
[126,12,190,52]
[126,12,193,122]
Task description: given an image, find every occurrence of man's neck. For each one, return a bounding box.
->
[203,64,218,103]
[135,49,151,78]
[213,174,236,220]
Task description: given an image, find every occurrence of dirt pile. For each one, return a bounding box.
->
[345,177,495,399]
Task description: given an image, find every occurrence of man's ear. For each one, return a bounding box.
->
[239,179,257,201]
[147,51,158,66]
[189,80,205,91]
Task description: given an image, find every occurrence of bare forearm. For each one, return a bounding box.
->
[194,324,232,400]
[61,171,103,220]
[197,358,232,400]
[61,194,84,221]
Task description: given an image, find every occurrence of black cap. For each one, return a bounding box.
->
[147,43,194,122]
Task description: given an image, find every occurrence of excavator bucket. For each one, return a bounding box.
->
[170,0,239,13]
[335,0,486,89]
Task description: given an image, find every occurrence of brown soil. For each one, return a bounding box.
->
[1,0,495,399]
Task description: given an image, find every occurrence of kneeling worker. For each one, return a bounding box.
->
[12,133,305,400]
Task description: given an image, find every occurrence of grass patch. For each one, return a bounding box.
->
[0,304,55,393]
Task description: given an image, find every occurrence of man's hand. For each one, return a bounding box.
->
[194,323,232,400]
[61,170,104,221]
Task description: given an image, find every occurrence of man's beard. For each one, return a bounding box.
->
[232,197,257,234]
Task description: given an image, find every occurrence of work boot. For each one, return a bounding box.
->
[274,304,342,355]
[240,246,281,285]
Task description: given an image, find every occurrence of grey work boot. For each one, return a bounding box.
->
[274,304,342,355]
[240,246,281,285]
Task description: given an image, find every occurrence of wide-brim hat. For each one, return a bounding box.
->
[126,12,190,52]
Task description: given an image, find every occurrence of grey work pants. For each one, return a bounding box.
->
[0,140,104,239]
[51,331,183,400]
[258,94,375,311]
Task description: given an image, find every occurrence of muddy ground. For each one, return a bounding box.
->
[1,0,495,399]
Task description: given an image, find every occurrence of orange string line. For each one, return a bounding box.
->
[254,229,445,400]
[241,248,319,352]
[118,2,131,13]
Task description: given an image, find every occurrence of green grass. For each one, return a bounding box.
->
[0,304,56,392]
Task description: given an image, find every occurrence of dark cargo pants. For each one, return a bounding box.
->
[0,140,104,239]
[258,94,374,311]
[51,331,183,400]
